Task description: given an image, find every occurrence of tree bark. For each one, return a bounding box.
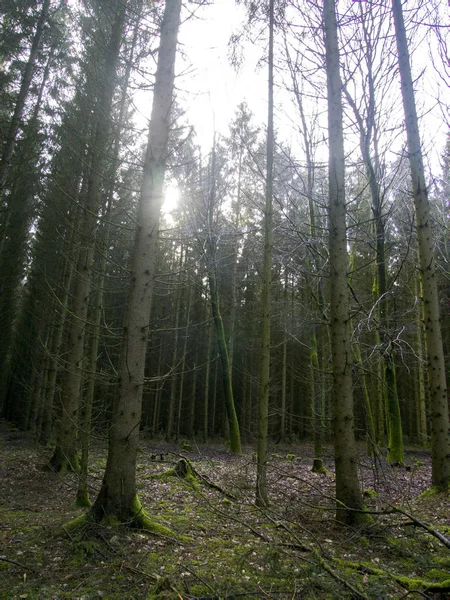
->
[392,0,449,490]
[205,142,241,454]
[0,0,50,194]
[256,0,274,507]
[323,0,365,523]
[207,263,242,453]
[91,0,182,524]
[166,248,184,441]
[50,2,126,473]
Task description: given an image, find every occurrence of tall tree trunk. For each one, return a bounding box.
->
[323,0,366,524]
[176,280,193,440]
[0,49,54,413]
[392,0,449,490]
[166,249,184,441]
[75,6,143,496]
[256,0,274,507]
[91,0,182,524]
[151,337,164,437]
[415,276,428,446]
[228,156,241,372]
[206,143,241,454]
[203,316,213,442]
[280,273,288,442]
[207,263,242,453]
[343,34,404,462]
[0,0,50,194]
[50,2,126,472]
[188,350,198,439]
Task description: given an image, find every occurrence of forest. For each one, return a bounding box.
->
[0,0,449,598]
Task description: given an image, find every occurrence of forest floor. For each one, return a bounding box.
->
[0,420,449,600]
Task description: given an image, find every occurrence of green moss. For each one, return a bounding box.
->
[336,558,450,594]
[101,514,120,527]
[434,556,450,568]
[151,460,200,491]
[394,575,450,590]
[130,495,177,538]
[75,489,92,508]
[334,559,386,577]
[419,486,448,497]
[148,575,175,598]
[359,536,370,548]
[62,513,90,533]
[181,440,192,452]
[69,540,102,567]
[312,458,328,474]
[425,569,450,582]
[363,488,377,498]
[2,510,33,520]
[151,468,176,479]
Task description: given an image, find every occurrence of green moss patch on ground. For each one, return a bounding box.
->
[1,421,449,599]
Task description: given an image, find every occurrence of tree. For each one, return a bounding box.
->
[392,0,449,491]
[341,0,404,462]
[49,0,127,472]
[76,1,144,506]
[255,0,275,507]
[0,0,50,194]
[90,0,182,525]
[323,0,366,524]
[204,141,242,454]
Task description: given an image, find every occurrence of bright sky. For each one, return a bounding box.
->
[137,0,448,212]
[176,0,267,151]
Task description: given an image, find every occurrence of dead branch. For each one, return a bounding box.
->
[0,555,39,573]
[391,506,450,549]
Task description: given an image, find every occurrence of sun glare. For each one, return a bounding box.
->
[163,183,179,214]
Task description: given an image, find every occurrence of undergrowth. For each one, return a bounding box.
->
[1,422,449,599]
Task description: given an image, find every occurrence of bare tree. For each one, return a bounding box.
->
[392,0,449,491]
[323,0,366,523]
[91,0,182,525]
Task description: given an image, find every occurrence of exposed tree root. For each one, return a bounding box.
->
[62,495,179,543]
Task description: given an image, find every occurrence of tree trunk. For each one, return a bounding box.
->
[206,142,241,454]
[415,276,428,446]
[50,2,126,473]
[188,350,198,439]
[343,36,404,463]
[76,8,144,498]
[207,264,242,453]
[176,279,193,440]
[203,316,213,442]
[392,0,449,490]
[0,0,50,194]
[255,0,274,508]
[91,0,182,524]
[323,0,366,524]
[166,249,184,441]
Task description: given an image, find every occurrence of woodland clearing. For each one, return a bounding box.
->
[0,420,449,600]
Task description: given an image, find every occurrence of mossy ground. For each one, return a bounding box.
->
[1,422,449,599]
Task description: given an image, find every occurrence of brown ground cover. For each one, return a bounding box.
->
[1,420,449,599]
